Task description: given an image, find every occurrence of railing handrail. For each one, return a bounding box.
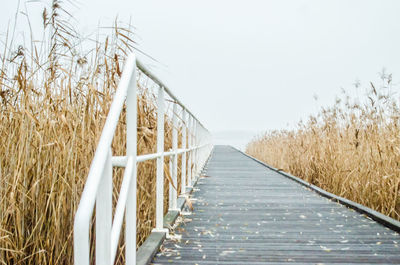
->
[136,59,208,131]
[73,53,213,265]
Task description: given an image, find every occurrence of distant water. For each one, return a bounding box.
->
[212,130,259,151]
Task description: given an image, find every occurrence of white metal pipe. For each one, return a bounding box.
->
[112,148,198,167]
[168,158,173,210]
[192,117,196,183]
[112,156,127,167]
[96,149,112,265]
[110,156,134,262]
[155,86,165,231]
[194,121,198,179]
[187,116,192,188]
[181,110,187,195]
[170,103,178,210]
[198,126,202,174]
[125,61,137,265]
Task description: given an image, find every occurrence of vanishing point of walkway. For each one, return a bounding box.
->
[153,145,400,264]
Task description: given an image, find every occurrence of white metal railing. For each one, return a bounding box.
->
[73,53,213,265]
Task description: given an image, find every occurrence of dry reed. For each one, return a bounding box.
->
[0,1,185,264]
[247,73,400,221]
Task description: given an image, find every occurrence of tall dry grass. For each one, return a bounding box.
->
[247,73,400,221]
[0,1,184,264]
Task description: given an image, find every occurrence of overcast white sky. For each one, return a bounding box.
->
[2,0,400,148]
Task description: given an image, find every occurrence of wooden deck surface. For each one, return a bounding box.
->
[152,145,400,264]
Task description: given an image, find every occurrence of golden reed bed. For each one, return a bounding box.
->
[0,2,184,264]
[247,75,400,222]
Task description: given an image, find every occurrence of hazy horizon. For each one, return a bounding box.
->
[2,0,400,147]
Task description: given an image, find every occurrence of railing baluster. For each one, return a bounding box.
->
[169,157,173,209]
[96,148,112,265]
[155,86,165,231]
[197,124,200,174]
[110,157,134,263]
[194,121,198,179]
[170,103,178,210]
[181,110,187,195]
[187,116,192,188]
[190,117,195,183]
[199,126,202,169]
[125,61,137,265]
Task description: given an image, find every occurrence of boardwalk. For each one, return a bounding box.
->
[152,145,400,264]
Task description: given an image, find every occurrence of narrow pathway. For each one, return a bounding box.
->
[152,145,400,264]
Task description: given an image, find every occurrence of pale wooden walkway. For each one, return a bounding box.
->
[152,145,400,264]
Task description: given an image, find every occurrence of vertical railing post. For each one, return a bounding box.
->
[191,117,195,183]
[203,128,206,164]
[169,103,178,210]
[200,127,203,169]
[187,115,192,188]
[197,124,201,173]
[126,59,137,265]
[96,149,112,265]
[197,126,201,172]
[155,86,165,231]
[194,121,198,179]
[181,110,187,195]
[200,126,203,168]
[192,117,195,183]
[169,158,173,208]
